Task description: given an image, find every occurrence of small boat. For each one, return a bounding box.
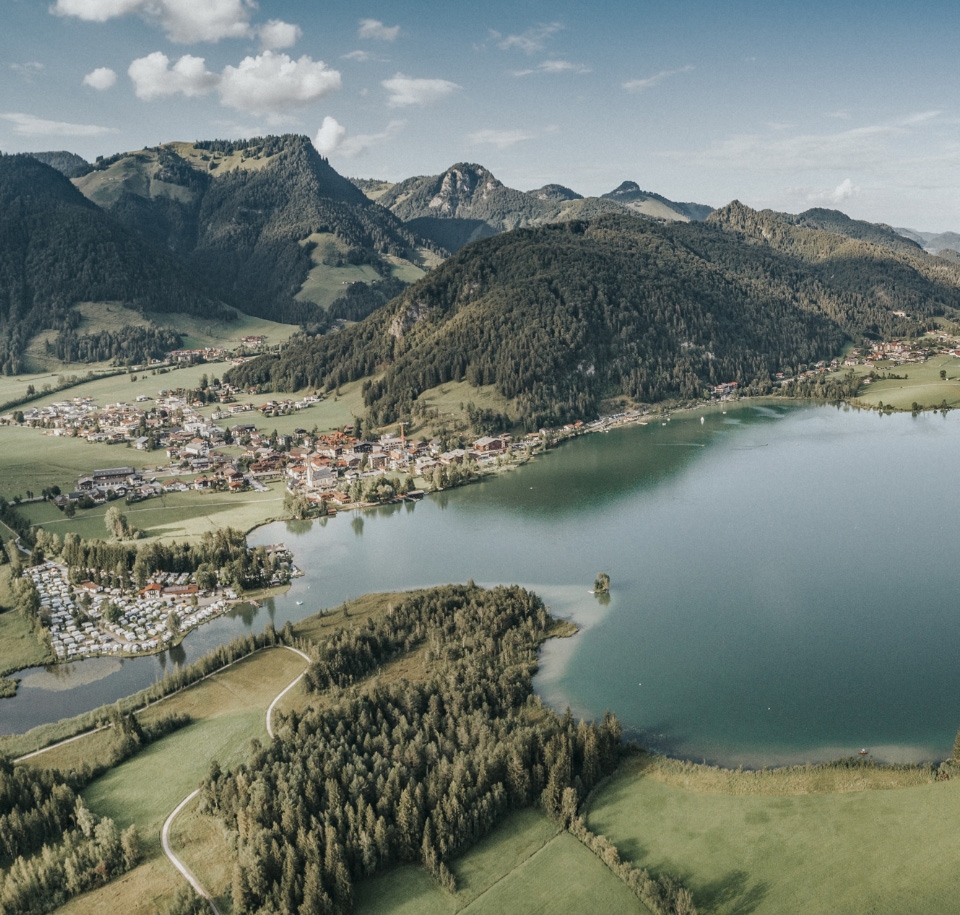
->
[858,748,869,756]
[296,600,303,606]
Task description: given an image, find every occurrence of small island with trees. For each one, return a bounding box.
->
[593,572,611,594]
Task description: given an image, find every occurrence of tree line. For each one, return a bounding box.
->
[47,325,182,366]
[0,707,194,914]
[198,584,696,914]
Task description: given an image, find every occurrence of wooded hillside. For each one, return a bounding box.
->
[0,154,233,375]
[228,206,960,428]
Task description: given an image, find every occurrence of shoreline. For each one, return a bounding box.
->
[6,396,952,767]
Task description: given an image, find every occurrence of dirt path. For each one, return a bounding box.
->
[266,645,312,738]
[161,789,223,915]
[162,645,311,909]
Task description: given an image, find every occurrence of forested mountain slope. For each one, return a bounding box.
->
[778,207,924,256]
[26,150,91,179]
[74,135,442,325]
[0,154,233,374]
[227,206,960,428]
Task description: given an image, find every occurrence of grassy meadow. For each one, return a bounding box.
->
[16,300,299,377]
[0,606,54,678]
[172,800,649,915]
[17,483,288,543]
[0,426,161,503]
[586,754,960,915]
[27,646,308,915]
[353,810,648,915]
[0,563,55,686]
[296,232,385,307]
[837,353,960,411]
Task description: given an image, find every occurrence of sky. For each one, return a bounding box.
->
[2,0,959,231]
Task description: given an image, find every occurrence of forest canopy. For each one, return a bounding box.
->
[227,206,960,428]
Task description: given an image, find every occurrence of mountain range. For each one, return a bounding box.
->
[351,164,712,252]
[70,135,440,325]
[895,227,960,257]
[0,153,231,374]
[227,200,960,428]
[8,134,960,427]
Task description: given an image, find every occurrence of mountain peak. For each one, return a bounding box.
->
[604,180,642,198]
[529,183,582,201]
[429,163,504,214]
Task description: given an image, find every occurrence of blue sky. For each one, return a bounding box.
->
[2,0,959,231]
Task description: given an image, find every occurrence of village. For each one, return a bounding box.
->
[9,323,960,668]
[27,560,234,661]
[25,540,301,662]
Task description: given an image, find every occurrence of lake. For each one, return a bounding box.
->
[5,403,960,768]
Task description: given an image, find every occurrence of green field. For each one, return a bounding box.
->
[17,483,287,543]
[296,232,384,307]
[354,809,648,915]
[175,804,652,915]
[15,361,228,415]
[224,379,367,437]
[840,353,960,411]
[17,300,299,376]
[31,646,308,915]
[586,754,960,915]
[0,561,55,684]
[389,260,428,284]
[0,607,53,678]
[399,380,514,438]
[0,426,164,503]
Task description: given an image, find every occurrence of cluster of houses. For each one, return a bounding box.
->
[865,341,928,365]
[168,346,226,364]
[710,381,741,399]
[9,382,324,458]
[27,561,237,661]
[281,429,520,504]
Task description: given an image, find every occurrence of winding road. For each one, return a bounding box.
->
[162,644,312,912]
[161,789,222,915]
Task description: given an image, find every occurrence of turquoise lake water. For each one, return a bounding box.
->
[6,403,960,767]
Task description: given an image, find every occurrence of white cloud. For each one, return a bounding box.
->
[467,128,535,150]
[495,22,562,54]
[358,18,399,41]
[10,62,44,81]
[127,49,340,114]
[623,65,694,93]
[829,178,859,202]
[219,52,341,114]
[382,73,459,107]
[53,0,255,43]
[343,50,373,62]
[257,19,302,50]
[52,0,142,22]
[902,110,941,126]
[128,52,218,100]
[83,67,117,90]
[339,120,405,158]
[0,111,117,137]
[313,116,347,155]
[513,59,590,77]
[688,114,939,173]
[792,178,863,207]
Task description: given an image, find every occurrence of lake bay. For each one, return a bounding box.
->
[6,403,960,768]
